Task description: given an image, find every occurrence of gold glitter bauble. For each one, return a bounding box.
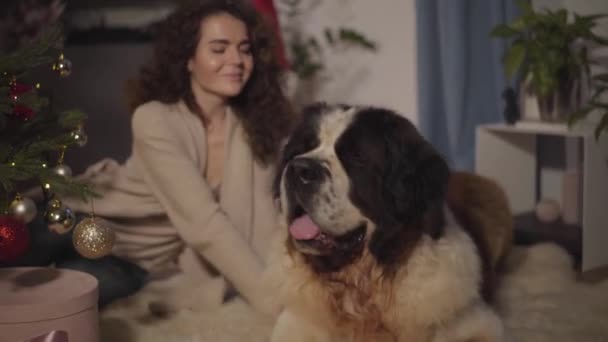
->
[72,217,115,259]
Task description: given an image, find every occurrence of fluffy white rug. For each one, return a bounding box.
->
[100,243,608,342]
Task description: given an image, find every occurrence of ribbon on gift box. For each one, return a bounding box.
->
[24,330,68,342]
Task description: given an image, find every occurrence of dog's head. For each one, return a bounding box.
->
[274,103,450,272]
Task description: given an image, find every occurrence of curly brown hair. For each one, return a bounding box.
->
[126,0,295,165]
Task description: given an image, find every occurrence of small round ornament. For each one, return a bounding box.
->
[72,217,115,259]
[71,127,88,147]
[0,215,30,262]
[52,53,72,77]
[45,200,76,234]
[47,198,62,210]
[48,208,76,234]
[9,81,33,99]
[12,104,35,121]
[53,164,72,178]
[8,196,37,224]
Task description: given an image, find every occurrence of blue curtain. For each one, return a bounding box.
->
[415,0,520,171]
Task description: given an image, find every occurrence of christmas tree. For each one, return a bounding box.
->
[0,25,98,263]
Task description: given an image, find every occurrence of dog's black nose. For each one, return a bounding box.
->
[289,157,324,185]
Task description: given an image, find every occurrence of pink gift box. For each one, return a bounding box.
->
[0,267,99,342]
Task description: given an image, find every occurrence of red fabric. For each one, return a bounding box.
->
[252,0,290,69]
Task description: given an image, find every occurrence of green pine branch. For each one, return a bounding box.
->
[0,24,97,212]
[0,26,62,78]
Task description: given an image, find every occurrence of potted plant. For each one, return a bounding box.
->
[491,0,608,138]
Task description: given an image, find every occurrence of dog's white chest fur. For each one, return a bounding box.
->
[267,220,504,342]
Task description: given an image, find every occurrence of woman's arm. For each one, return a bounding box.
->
[131,102,277,314]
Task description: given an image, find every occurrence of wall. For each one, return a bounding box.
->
[282,0,419,125]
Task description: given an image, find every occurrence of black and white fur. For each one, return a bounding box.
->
[267,103,505,342]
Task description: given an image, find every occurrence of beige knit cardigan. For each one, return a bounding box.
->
[63,100,281,310]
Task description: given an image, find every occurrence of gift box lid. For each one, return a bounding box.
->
[0,267,98,323]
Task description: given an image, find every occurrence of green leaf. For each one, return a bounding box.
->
[591,101,608,110]
[0,25,63,76]
[57,109,87,129]
[515,0,534,16]
[594,113,608,140]
[532,61,558,96]
[593,73,608,83]
[567,106,593,127]
[589,33,608,46]
[579,13,608,22]
[556,9,568,26]
[307,37,320,53]
[503,42,526,79]
[298,62,323,79]
[590,86,608,103]
[490,24,520,38]
[338,28,377,51]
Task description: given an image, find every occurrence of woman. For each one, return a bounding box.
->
[59,0,294,315]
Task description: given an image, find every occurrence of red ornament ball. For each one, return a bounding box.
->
[9,82,33,98]
[0,215,30,262]
[12,104,35,121]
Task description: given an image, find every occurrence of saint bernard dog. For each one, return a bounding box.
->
[266,103,513,342]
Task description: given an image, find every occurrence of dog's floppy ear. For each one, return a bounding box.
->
[382,133,450,223]
[369,116,450,265]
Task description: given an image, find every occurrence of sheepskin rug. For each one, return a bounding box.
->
[100,243,608,342]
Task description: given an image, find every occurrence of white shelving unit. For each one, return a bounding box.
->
[475,121,608,272]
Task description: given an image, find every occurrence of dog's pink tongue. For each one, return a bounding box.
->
[289,215,321,240]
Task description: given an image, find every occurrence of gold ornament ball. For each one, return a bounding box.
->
[48,198,62,210]
[53,164,73,178]
[53,55,72,77]
[47,206,76,234]
[72,217,115,259]
[9,197,37,224]
[71,128,88,147]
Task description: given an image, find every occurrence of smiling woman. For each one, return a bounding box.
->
[22,0,297,316]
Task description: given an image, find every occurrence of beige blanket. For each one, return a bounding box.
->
[99,243,608,342]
